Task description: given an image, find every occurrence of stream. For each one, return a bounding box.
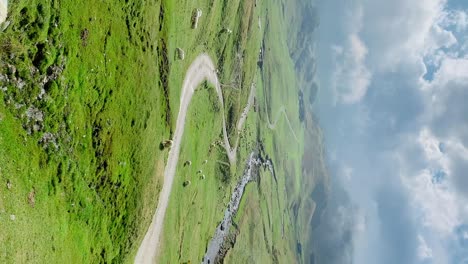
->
[202,151,275,264]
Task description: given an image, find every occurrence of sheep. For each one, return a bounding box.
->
[161,139,173,149]
[183,180,191,187]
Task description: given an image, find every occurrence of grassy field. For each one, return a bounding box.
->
[158,0,325,262]
[0,0,323,263]
[157,0,264,262]
[157,82,227,263]
[0,0,167,262]
[225,0,326,263]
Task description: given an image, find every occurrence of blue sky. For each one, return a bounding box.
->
[314,0,468,263]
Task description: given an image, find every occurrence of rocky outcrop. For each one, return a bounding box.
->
[0,0,7,24]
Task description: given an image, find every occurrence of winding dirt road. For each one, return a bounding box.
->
[135,54,253,263]
[135,53,298,263]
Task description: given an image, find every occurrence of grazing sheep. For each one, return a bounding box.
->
[161,139,173,149]
[200,175,206,180]
[197,170,203,174]
[184,160,192,167]
[183,180,191,187]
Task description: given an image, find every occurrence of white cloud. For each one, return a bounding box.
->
[418,235,433,260]
[426,24,457,52]
[329,0,461,104]
[339,164,355,182]
[331,34,371,104]
[463,231,468,240]
[361,0,448,72]
[329,3,372,105]
[319,0,468,262]
[429,57,468,87]
[441,9,468,32]
[327,0,467,105]
[403,167,460,237]
[401,128,468,243]
[419,128,444,160]
[422,57,468,149]
[357,6,468,241]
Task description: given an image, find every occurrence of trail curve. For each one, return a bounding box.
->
[265,105,299,142]
[135,53,298,263]
[135,54,252,263]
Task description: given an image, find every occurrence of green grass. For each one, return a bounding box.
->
[224,0,326,263]
[158,82,227,263]
[225,169,296,264]
[157,0,320,262]
[0,0,166,262]
[161,0,263,152]
[156,0,265,262]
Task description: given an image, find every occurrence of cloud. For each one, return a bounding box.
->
[331,34,371,104]
[441,9,468,32]
[373,182,419,264]
[394,123,468,261]
[450,154,468,199]
[428,57,468,87]
[316,0,468,263]
[422,57,468,199]
[402,166,461,237]
[328,3,372,105]
[326,0,462,106]
[418,235,434,261]
[361,0,448,72]
[396,127,468,261]
[429,24,458,51]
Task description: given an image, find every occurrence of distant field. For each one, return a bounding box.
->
[0,0,323,263]
[225,0,326,263]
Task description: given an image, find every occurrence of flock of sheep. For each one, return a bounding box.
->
[182,159,208,187]
[161,139,209,187]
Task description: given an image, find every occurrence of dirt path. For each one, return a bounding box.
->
[265,105,299,142]
[135,54,253,263]
[236,82,256,132]
[135,53,297,263]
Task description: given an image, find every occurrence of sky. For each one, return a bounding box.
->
[314,0,468,263]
